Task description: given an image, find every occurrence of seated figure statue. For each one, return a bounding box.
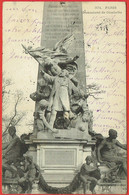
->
[17,155,37,194]
[2,126,22,178]
[97,129,127,180]
[79,156,101,194]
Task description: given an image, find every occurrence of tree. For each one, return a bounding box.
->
[86,83,105,99]
[2,73,26,142]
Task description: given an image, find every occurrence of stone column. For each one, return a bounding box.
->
[41,2,86,90]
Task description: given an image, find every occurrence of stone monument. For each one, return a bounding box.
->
[25,1,95,188]
[2,2,127,194]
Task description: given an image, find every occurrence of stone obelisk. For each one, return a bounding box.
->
[41,2,86,91]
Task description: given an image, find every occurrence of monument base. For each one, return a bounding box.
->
[26,138,95,187]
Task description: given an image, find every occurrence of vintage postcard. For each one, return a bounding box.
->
[1,1,128,194]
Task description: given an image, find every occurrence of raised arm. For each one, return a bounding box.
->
[116,140,127,150]
[40,70,55,84]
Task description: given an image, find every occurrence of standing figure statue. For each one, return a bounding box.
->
[40,69,81,128]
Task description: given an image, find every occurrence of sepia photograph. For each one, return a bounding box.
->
[2,1,127,194]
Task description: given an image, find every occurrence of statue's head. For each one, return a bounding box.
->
[65,62,78,79]
[8,126,16,136]
[85,156,93,165]
[109,129,117,139]
[67,61,78,70]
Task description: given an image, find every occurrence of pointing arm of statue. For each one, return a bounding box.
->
[40,70,55,84]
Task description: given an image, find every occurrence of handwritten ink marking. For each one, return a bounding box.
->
[96,18,115,34]
[6,7,19,11]
[22,27,42,35]
[4,50,32,64]
[22,5,37,13]
[5,26,22,33]
[6,14,30,24]
[4,37,41,47]
[30,19,43,27]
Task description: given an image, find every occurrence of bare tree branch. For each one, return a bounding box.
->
[89,94,103,99]
[14,114,25,126]
[2,93,23,137]
[86,83,105,99]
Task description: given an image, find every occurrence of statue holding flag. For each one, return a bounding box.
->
[22,34,90,131]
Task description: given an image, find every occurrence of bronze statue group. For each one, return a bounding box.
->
[2,126,127,194]
[23,40,93,133]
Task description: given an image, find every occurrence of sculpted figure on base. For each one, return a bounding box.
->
[97,129,127,179]
[23,35,94,133]
[17,155,37,194]
[40,69,81,128]
[2,126,22,178]
[36,99,58,133]
[79,156,101,194]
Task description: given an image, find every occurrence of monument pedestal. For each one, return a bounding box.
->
[26,138,95,187]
